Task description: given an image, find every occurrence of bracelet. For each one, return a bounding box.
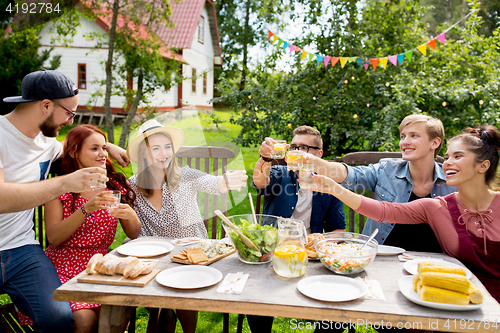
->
[80,204,92,218]
[260,155,272,162]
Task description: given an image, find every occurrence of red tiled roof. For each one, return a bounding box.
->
[155,0,221,58]
[156,0,205,49]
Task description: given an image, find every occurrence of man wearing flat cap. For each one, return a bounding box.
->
[0,69,129,332]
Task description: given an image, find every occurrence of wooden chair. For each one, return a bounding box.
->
[142,146,242,333]
[342,151,444,233]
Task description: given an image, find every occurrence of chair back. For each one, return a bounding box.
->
[176,146,235,239]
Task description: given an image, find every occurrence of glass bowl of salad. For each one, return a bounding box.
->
[314,232,378,275]
[222,214,279,264]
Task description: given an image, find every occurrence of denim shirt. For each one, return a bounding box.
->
[341,158,457,244]
[253,165,346,233]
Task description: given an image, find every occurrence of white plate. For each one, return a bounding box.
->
[156,266,223,289]
[398,276,482,311]
[170,237,202,246]
[297,275,368,302]
[403,259,472,279]
[116,241,174,257]
[377,245,405,256]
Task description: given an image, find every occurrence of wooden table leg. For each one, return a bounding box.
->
[98,305,135,333]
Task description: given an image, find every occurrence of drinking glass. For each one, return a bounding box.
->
[270,140,287,159]
[224,170,247,191]
[285,151,304,171]
[106,190,121,209]
[298,164,315,190]
[90,169,107,190]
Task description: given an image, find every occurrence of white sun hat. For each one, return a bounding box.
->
[127,119,185,163]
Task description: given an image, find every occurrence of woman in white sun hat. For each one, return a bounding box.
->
[127,119,247,333]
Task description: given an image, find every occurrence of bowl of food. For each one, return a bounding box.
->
[221,214,279,264]
[314,232,378,275]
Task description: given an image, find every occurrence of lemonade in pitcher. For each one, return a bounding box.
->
[272,244,308,278]
[272,218,308,278]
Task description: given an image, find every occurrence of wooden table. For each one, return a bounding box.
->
[53,237,500,333]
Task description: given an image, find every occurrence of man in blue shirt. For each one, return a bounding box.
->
[308,115,456,254]
[249,125,345,333]
[253,125,346,234]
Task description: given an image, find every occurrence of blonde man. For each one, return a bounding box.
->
[308,115,457,252]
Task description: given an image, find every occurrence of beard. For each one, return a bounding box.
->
[39,112,60,137]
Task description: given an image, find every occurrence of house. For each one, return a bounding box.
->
[37,0,222,120]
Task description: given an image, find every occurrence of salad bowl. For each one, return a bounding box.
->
[314,232,378,275]
[221,214,279,264]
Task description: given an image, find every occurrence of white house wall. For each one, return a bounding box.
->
[38,15,178,111]
[181,3,215,108]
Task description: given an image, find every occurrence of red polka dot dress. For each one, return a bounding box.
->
[19,189,123,326]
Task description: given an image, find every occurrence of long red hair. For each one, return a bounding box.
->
[55,125,136,211]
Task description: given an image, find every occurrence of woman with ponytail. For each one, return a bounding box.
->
[308,125,500,302]
[19,125,141,333]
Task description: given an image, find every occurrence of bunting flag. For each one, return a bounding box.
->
[316,55,323,66]
[266,20,455,71]
[404,50,413,62]
[379,57,388,69]
[437,33,446,45]
[340,57,348,68]
[268,30,274,41]
[397,53,405,65]
[427,38,436,50]
[323,56,331,68]
[417,43,427,56]
[388,55,398,67]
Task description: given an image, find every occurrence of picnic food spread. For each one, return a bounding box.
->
[316,241,374,274]
[225,218,278,263]
[412,261,483,305]
[86,253,157,279]
[305,233,323,259]
[171,240,234,264]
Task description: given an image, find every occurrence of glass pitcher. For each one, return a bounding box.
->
[272,218,309,278]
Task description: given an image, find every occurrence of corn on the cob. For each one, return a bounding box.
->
[467,282,483,304]
[417,262,467,276]
[418,285,470,305]
[420,272,470,294]
[412,274,420,292]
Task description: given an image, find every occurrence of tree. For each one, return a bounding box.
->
[215,0,500,158]
[214,0,292,92]
[85,0,175,143]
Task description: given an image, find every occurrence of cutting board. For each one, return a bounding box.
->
[171,247,235,266]
[77,269,160,287]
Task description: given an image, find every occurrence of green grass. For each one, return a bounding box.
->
[9,109,368,333]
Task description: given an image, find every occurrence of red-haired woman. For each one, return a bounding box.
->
[19,125,141,333]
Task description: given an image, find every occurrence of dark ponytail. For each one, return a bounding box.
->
[449,125,500,185]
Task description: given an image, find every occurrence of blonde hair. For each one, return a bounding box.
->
[399,115,444,157]
[292,125,323,149]
[136,133,181,197]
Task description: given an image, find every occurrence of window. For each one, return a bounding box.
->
[198,16,204,44]
[203,72,207,94]
[78,64,87,89]
[192,68,197,93]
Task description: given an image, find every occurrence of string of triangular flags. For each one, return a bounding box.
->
[267,9,478,70]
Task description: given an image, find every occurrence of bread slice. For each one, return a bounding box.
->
[86,253,103,275]
[115,257,139,275]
